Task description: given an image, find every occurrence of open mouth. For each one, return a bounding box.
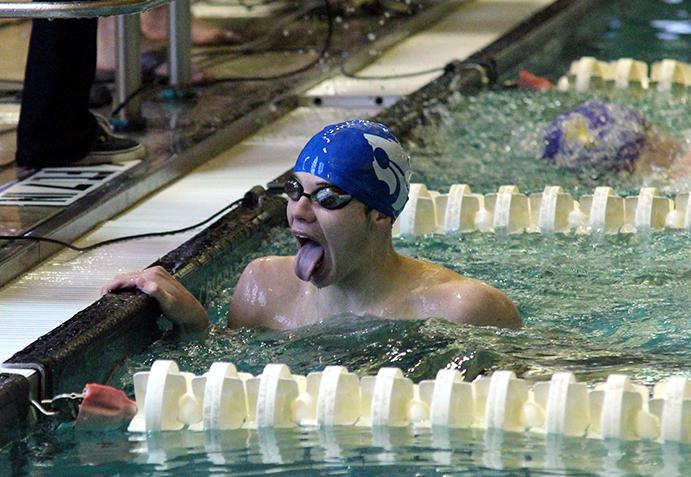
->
[293,234,326,282]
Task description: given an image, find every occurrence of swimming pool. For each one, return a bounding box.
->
[2,0,690,474]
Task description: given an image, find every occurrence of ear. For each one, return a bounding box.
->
[368,209,392,229]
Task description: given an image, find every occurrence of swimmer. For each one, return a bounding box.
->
[103,120,521,333]
[542,99,682,172]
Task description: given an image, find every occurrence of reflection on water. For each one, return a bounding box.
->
[7,424,691,476]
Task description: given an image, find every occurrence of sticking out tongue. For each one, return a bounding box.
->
[295,240,325,281]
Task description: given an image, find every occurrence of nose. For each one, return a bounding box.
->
[287,194,316,224]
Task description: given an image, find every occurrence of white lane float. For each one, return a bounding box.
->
[128,360,691,445]
[484,186,531,234]
[529,186,576,233]
[622,187,674,233]
[392,183,689,236]
[128,360,201,432]
[650,376,691,443]
[557,56,690,92]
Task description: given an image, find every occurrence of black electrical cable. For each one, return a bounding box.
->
[181,0,334,86]
[340,64,444,80]
[339,59,496,82]
[0,196,246,253]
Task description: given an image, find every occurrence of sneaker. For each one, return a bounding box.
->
[78,114,146,166]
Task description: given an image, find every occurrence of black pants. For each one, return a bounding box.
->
[16,18,98,167]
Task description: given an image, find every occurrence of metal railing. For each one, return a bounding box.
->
[0,0,193,123]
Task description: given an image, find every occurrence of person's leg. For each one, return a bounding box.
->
[140,6,240,46]
[16,18,98,167]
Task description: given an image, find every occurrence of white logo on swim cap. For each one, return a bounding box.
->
[364,133,410,213]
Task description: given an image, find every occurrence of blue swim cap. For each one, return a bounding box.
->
[542,100,647,171]
[293,119,411,219]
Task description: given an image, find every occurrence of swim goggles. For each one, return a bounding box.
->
[284,176,353,210]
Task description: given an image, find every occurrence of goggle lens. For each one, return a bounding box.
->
[285,177,353,210]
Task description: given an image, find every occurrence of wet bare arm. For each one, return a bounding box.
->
[102,266,210,334]
[227,259,272,329]
[441,280,521,329]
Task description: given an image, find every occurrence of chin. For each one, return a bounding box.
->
[310,261,336,289]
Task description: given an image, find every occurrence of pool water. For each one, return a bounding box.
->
[5,226,691,475]
[510,0,690,81]
[9,423,691,476]
[111,227,691,389]
[407,88,690,197]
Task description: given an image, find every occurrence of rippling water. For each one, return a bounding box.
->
[108,227,691,391]
[406,88,690,197]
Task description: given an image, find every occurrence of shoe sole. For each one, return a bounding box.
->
[78,144,146,166]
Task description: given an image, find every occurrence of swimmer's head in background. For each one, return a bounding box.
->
[294,119,411,219]
[542,100,648,171]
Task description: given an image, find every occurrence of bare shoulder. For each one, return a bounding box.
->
[427,276,521,329]
[227,256,298,328]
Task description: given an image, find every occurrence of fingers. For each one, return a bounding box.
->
[100,273,140,295]
[101,266,209,332]
[100,266,172,297]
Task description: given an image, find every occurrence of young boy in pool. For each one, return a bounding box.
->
[102,120,521,332]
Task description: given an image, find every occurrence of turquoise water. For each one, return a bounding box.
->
[407,88,690,197]
[3,0,691,475]
[8,425,691,476]
[110,228,691,389]
[4,227,690,475]
[511,0,690,81]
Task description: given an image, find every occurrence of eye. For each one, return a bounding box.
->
[315,188,340,208]
[284,178,302,200]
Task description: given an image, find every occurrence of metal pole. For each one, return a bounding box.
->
[168,0,192,87]
[115,13,143,125]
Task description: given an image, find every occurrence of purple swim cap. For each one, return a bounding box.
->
[542,100,648,171]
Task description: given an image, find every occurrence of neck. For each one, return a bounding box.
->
[319,239,402,314]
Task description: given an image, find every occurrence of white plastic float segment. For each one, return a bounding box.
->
[556,75,570,91]
[360,367,414,427]
[622,187,673,232]
[397,184,686,236]
[528,372,589,437]
[580,187,625,234]
[570,57,610,92]
[588,374,659,440]
[669,192,691,229]
[612,58,649,90]
[247,364,305,428]
[188,362,250,431]
[649,376,691,443]
[128,360,200,432]
[529,186,577,233]
[125,361,691,445]
[651,59,691,92]
[476,371,530,432]
[295,366,361,427]
[397,183,437,236]
[442,184,481,233]
[484,186,531,234]
[433,192,448,230]
[418,369,474,428]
